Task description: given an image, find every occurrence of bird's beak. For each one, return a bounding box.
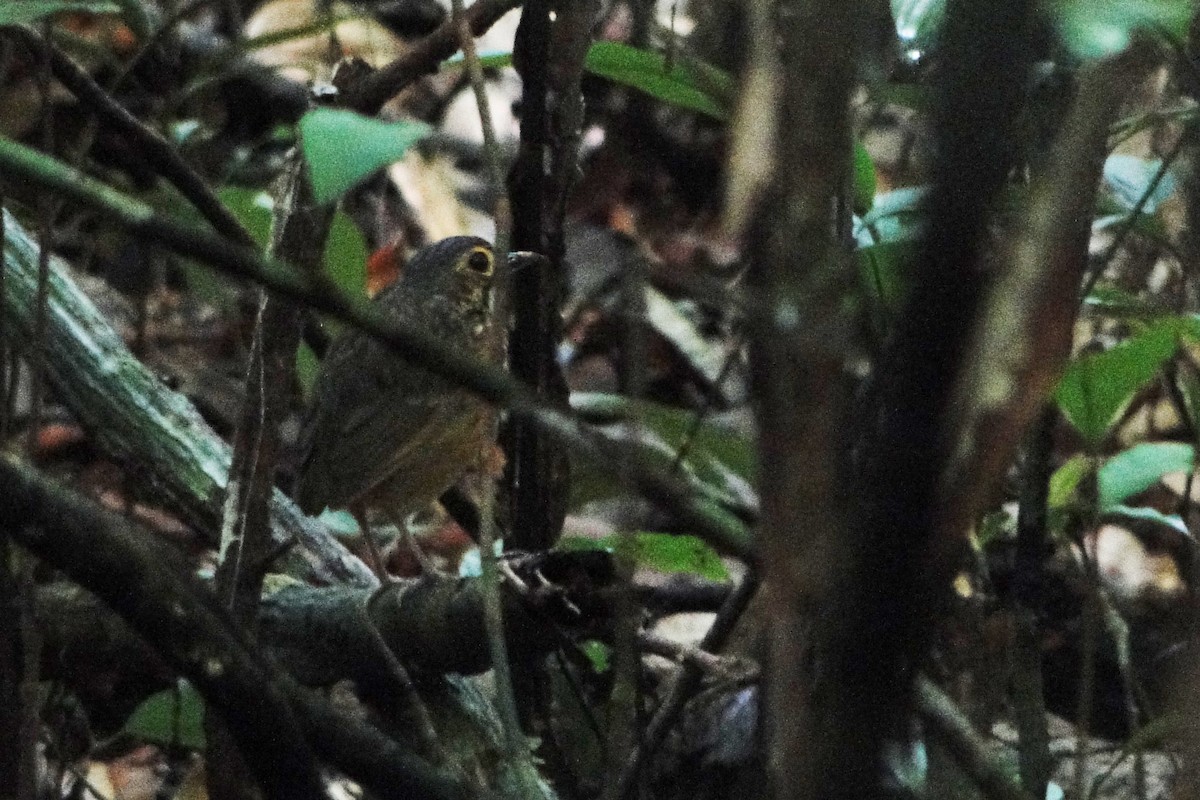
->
[506,251,548,273]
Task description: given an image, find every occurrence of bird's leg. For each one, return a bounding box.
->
[351,503,392,583]
[384,507,442,576]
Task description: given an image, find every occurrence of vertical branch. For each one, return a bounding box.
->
[0,539,17,795]
[504,0,575,554]
[28,23,57,455]
[1163,21,1200,797]
[747,0,860,799]
[15,557,40,800]
[841,0,1033,795]
[209,155,334,800]
[1012,408,1055,799]
[450,7,543,796]
[504,0,590,764]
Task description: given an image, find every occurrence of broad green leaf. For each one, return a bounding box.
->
[217,188,367,292]
[296,340,320,400]
[300,109,431,204]
[855,186,928,247]
[123,680,206,750]
[325,211,368,298]
[0,0,118,24]
[177,187,272,308]
[976,509,1015,548]
[1049,454,1091,508]
[857,240,917,311]
[583,42,728,120]
[559,532,730,581]
[218,186,274,248]
[580,640,611,673]
[1056,320,1179,446]
[853,139,875,214]
[1093,210,1167,243]
[1106,504,1189,534]
[1046,0,1191,59]
[1098,442,1194,509]
[1084,285,1162,319]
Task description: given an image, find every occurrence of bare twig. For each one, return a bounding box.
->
[344,0,523,115]
[613,571,759,798]
[448,2,531,786]
[916,676,1037,800]
[209,155,323,800]
[0,26,258,249]
[1011,408,1055,799]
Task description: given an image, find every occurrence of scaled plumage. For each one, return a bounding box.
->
[294,236,505,519]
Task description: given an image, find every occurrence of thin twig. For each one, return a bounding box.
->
[0,26,257,249]
[916,676,1037,800]
[345,0,523,115]
[1079,135,1185,300]
[448,0,530,782]
[613,570,759,798]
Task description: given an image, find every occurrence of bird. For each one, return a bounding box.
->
[293,236,509,574]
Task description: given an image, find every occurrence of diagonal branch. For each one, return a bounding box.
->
[344,0,523,114]
[0,137,754,561]
[0,456,329,800]
[0,455,466,800]
[1,208,375,586]
[0,25,258,249]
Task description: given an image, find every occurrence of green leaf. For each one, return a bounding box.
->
[583,42,729,120]
[442,51,515,70]
[123,680,206,750]
[855,186,928,247]
[976,509,1015,548]
[1084,285,1162,319]
[1046,0,1191,59]
[1055,320,1179,446]
[853,139,875,214]
[325,211,368,298]
[1106,504,1189,534]
[1049,454,1091,508]
[559,532,730,581]
[0,0,119,24]
[892,0,946,53]
[177,187,271,308]
[218,186,274,248]
[1098,442,1194,509]
[857,240,917,311]
[300,109,431,204]
[579,640,611,673]
[296,340,320,401]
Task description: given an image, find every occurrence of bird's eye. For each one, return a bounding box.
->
[466,248,494,274]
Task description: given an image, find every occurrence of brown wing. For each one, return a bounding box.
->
[294,331,456,514]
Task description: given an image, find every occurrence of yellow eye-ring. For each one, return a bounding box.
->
[464,246,494,274]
